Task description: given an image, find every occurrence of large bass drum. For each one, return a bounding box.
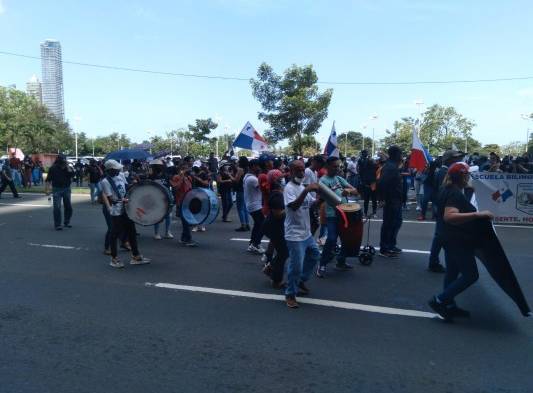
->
[181,188,220,225]
[336,202,363,258]
[125,180,171,226]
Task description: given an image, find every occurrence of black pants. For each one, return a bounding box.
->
[362,185,377,215]
[249,209,265,247]
[380,202,403,252]
[0,179,19,197]
[110,214,139,258]
[270,236,289,283]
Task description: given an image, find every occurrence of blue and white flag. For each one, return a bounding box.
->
[323,121,339,157]
[232,121,268,152]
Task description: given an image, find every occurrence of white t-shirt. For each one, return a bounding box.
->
[347,160,358,176]
[100,173,128,216]
[303,167,317,198]
[284,181,315,242]
[243,173,262,213]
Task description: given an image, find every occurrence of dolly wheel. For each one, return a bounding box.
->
[359,253,373,266]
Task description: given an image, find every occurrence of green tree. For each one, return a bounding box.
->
[480,144,501,156]
[188,118,218,143]
[251,63,333,155]
[336,131,373,157]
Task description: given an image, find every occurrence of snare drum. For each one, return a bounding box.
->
[125,180,172,226]
[181,188,220,225]
[336,202,363,257]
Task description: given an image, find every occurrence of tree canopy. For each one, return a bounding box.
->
[251,63,332,155]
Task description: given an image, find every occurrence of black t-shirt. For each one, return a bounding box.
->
[88,165,102,183]
[438,186,479,245]
[263,190,285,240]
[46,164,74,188]
[268,190,285,211]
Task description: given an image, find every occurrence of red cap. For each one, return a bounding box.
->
[447,162,470,176]
[267,169,283,185]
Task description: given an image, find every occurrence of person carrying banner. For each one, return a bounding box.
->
[427,150,465,273]
[428,162,495,321]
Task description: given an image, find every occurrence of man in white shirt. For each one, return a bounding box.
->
[283,160,320,308]
[244,159,265,254]
[302,155,324,235]
[347,156,359,188]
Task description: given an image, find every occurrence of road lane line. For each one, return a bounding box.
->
[0,202,49,207]
[369,219,532,229]
[146,282,438,319]
[230,239,430,254]
[28,243,88,251]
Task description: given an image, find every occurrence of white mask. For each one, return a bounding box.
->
[293,176,304,184]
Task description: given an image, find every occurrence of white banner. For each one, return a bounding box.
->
[471,172,533,225]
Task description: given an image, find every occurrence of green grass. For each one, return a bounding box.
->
[16,185,91,194]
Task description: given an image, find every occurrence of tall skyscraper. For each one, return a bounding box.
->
[26,74,42,104]
[40,39,64,120]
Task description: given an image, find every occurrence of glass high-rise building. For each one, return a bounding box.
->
[26,74,42,104]
[40,39,64,120]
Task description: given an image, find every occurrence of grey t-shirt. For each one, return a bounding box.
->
[100,173,128,216]
[244,173,262,213]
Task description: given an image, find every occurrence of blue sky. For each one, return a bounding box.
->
[1,0,533,148]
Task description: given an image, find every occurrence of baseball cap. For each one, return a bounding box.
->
[442,150,465,164]
[267,169,283,184]
[447,162,470,176]
[104,159,123,170]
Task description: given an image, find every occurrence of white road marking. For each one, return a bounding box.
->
[0,202,49,207]
[28,243,88,251]
[230,239,430,254]
[146,282,438,319]
[369,219,532,229]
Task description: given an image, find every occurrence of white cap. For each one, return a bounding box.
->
[104,159,123,170]
[149,159,164,166]
[193,160,202,168]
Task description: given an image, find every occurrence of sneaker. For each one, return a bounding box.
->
[297,282,310,296]
[335,262,354,271]
[428,296,453,322]
[200,226,206,232]
[55,226,63,231]
[417,215,425,221]
[316,265,327,278]
[285,296,299,309]
[191,226,199,232]
[180,240,199,247]
[261,254,272,264]
[390,247,402,254]
[416,206,421,212]
[64,223,72,228]
[247,244,264,254]
[154,234,162,240]
[428,264,446,273]
[130,255,151,265]
[235,226,247,232]
[379,250,399,258]
[109,258,124,269]
[164,232,174,239]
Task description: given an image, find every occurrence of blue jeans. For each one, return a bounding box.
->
[438,244,479,304]
[154,212,171,235]
[52,187,73,227]
[12,170,22,187]
[89,182,99,203]
[320,216,346,266]
[429,219,444,266]
[32,168,41,185]
[235,191,249,225]
[285,236,320,297]
[380,202,402,252]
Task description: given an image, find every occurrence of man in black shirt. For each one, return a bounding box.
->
[0,161,20,198]
[357,150,378,217]
[45,154,74,230]
[377,145,404,258]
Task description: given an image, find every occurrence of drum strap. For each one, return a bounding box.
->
[106,176,122,204]
[336,205,349,229]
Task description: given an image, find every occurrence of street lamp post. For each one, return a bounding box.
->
[521,114,531,153]
[370,115,378,157]
[362,124,367,151]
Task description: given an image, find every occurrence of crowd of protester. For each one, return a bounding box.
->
[1,145,530,319]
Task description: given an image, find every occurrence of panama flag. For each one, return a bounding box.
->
[323,121,340,157]
[232,121,268,152]
[409,121,432,171]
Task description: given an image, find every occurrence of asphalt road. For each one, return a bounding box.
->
[0,193,532,393]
